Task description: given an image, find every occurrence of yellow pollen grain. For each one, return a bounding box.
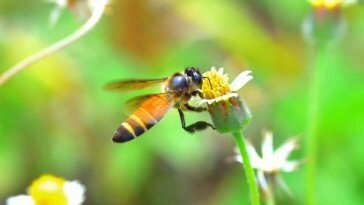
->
[202,70,231,99]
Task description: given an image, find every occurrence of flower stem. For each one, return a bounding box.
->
[233,132,260,205]
[305,45,328,205]
[0,0,107,86]
[266,186,275,205]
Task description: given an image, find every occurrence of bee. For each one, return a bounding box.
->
[104,67,215,143]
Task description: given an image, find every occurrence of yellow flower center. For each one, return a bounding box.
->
[202,70,231,100]
[29,175,67,205]
[309,0,342,9]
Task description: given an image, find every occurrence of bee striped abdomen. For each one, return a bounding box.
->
[112,114,151,142]
[112,95,173,143]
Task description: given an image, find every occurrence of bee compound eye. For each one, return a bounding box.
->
[185,68,194,76]
[171,75,188,90]
[193,72,203,85]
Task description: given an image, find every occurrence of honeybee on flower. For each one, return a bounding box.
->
[197,67,260,203]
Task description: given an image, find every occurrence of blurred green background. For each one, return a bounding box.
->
[1,0,364,204]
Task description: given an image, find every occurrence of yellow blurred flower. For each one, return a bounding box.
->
[309,0,357,9]
[303,0,357,45]
[29,175,67,205]
[6,174,85,205]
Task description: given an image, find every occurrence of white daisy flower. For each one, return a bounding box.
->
[6,174,85,205]
[234,131,302,195]
[198,67,253,105]
[194,67,253,133]
[48,0,108,26]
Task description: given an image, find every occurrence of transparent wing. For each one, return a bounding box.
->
[103,78,167,92]
[123,92,175,115]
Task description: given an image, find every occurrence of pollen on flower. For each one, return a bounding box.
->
[29,175,67,205]
[202,68,231,100]
[198,67,252,133]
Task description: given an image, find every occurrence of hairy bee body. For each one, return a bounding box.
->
[107,67,204,143]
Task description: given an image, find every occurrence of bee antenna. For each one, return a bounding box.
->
[203,76,213,89]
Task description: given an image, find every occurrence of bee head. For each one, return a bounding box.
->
[184,67,203,87]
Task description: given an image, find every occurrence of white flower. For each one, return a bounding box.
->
[234,131,301,195]
[48,0,108,26]
[63,181,86,205]
[6,175,85,205]
[47,0,68,26]
[6,195,35,205]
[198,67,253,105]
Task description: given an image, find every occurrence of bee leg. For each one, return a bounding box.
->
[184,103,206,112]
[178,109,215,133]
[194,89,204,99]
[184,121,216,133]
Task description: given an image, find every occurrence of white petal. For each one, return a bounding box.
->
[196,93,238,105]
[206,93,237,104]
[217,67,224,75]
[230,70,253,92]
[281,160,301,172]
[187,96,207,108]
[274,138,298,163]
[246,143,263,169]
[210,67,217,72]
[343,0,358,6]
[195,99,208,106]
[47,0,68,27]
[262,131,274,160]
[6,195,35,205]
[234,143,263,169]
[72,1,93,20]
[46,0,67,6]
[233,147,240,156]
[64,181,86,205]
[48,7,63,27]
[233,155,243,163]
[46,0,68,7]
[257,171,269,193]
[276,175,293,197]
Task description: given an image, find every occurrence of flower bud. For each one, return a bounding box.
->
[303,0,357,45]
[207,96,252,133]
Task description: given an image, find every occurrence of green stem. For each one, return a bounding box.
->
[305,45,328,205]
[266,186,275,205]
[0,0,107,86]
[233,132,260,205]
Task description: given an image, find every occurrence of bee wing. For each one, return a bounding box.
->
[104,78,167,92]
[124,93,175,114]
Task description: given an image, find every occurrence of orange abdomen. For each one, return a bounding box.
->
[112,95,173,143]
